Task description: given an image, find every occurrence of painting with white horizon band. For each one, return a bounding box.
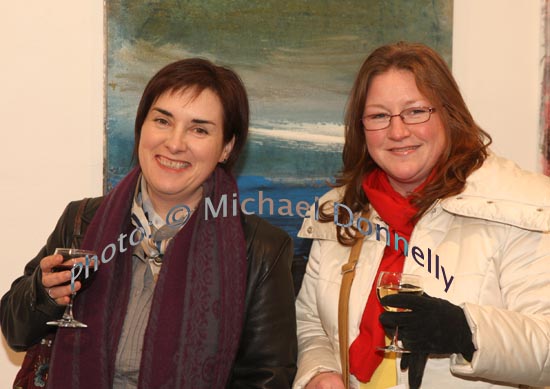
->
[105,0,453,257]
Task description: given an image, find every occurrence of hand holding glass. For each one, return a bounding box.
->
[376,271,424,353]
[46,248,97,328]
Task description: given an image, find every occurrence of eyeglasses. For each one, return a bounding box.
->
[362,106,436,131]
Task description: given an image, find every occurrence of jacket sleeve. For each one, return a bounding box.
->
[229,216,297,388]
[450,226,550,386]
[293,239,341,389]
[0,201,82,351]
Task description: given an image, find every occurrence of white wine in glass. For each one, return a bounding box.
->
[376,271,423,352]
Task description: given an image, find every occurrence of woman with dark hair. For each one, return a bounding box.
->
[1,58,297,388]
[294,42,550,389]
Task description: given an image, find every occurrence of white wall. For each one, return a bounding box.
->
[453,0,541,172]
[0,0,542,386]
[0,0,104,384]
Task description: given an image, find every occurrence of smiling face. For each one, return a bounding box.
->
[138,88,234,217]
[363,69,446,196]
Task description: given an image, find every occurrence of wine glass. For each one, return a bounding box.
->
[376,271,423,353]
[46,248,97,328]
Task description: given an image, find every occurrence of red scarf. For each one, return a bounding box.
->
[349,169,419,382]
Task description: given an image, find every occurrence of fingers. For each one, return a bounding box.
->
[76,254,100,270]
[380,294,430,310]
[379,312,430,353]
[406,353,429,389]
[46,282,81,305]
[400,353,410,370]
[41,254,72,288]
[379,311,416,328]
[40,254,83,305]
[40,253,100,274]
[40,253,64,275]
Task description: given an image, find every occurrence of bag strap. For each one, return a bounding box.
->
[338,209,369,389]
[13,198,92,389]
[71,198,90,248]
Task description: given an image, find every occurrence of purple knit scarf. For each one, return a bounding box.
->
[48,166,247,388]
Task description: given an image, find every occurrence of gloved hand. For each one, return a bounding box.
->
[400,353,428,389]
[379,293,476,388]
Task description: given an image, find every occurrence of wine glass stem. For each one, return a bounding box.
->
[391,325,400,348]
[62,293,76,321]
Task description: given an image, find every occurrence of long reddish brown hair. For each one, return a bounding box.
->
[321,42,492,245]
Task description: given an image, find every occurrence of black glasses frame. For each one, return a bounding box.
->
[363,107,436,131]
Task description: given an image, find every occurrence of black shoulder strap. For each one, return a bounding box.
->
[71,198,91,249]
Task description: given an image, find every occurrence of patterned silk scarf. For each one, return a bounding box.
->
[130,175,192,281]
[349,169,418,382]
[48,166,247,388]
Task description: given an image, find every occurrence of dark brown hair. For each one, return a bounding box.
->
[133,58,249,170]
[322,42,492,245]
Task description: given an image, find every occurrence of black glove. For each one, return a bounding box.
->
[379,293,476,359]
[379,293,476,388]
[400,353,428,389]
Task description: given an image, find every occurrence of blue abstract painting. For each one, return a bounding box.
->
[105,0,453,257]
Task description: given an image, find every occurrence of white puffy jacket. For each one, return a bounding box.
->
[294,154,550,389]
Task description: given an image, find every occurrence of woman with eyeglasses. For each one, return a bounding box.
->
[293,42,550,389]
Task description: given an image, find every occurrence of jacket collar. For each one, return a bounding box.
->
[300,152,550,240]
[441,152,550,231]
[298,186,343,241]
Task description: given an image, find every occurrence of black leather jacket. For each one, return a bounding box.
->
[0,197,297,388]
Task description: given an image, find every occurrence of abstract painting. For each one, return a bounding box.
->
[105,0,453,257]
